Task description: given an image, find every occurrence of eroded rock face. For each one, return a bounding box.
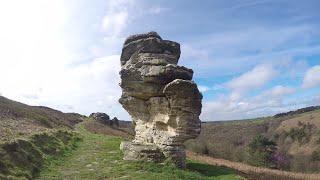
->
[119,32,202,168]
[89,112,110,124]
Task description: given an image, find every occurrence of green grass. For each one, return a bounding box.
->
[0,130,80,179]
[38,124,243,180]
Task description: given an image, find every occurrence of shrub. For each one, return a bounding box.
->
[286,122,315,144]
[271,151,291,170]
[311,150,320,161]
[247,135,277,168]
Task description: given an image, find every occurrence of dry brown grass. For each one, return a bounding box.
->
[0,118,48,141]
[276,110,320,132]
[0,96,84,142]
[187,151,320,180]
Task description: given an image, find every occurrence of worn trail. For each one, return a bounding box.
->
[37,125,123,179]
[37,122,243,180]
[187,151,320,180]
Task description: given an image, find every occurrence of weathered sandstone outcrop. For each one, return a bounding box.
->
[90,112,119,127]
[119,32,202,168]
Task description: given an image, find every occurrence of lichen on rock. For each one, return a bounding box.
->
[119,32,202,168]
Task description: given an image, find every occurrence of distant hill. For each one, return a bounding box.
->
[0,96,84,141]
[185,106,320,173]
[274,106,320,118]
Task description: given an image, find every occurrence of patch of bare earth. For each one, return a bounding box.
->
[187,151,320,180]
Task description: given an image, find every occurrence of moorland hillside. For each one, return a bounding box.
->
[185,106,320,173]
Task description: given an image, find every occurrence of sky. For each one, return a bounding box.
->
[0,0,319,121]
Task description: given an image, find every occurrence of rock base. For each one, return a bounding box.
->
[120,141,187,168]
[120,141,165,163]
[162,145,187,168]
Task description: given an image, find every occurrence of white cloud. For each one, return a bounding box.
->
[101,0,135,36]
[263,85,295,98]
[180,24,319,77]
[302,65,320,88]
[0,0,318,123]
[201,85,296,121]
[198,85,210,93]
[148,7,170,14]
[0,54,129,120]
[0,0,130,120]
[225,64,277,93]
[102,11,128,36]
[92,0,138,57]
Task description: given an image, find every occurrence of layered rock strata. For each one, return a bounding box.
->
[119,32,202,168]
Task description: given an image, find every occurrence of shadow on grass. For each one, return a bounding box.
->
[187,161,237,177]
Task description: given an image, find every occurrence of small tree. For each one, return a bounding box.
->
[248,135,277,168]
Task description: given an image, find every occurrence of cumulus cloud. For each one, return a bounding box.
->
[198,64,300,121]
[102,11,128,36]
[180,24,320,78]
[101,0,136,36]
[262,85,295,98]
[0,0,130,120]
[0,0,318,122]
[225,64,277,93]
[148,7,170,14]
[201,85,295,121]
[198,85,210,93]
[302,65,320,88]
[0,53,129,119]
[93,0,137,57]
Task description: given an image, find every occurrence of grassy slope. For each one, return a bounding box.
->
[0,96,85,179]
[38,123,243,180]
[0,96,84,142]
[0,130,80,179]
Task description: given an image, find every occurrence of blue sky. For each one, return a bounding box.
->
[0,0,319,121]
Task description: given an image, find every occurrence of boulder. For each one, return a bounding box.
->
[119,32,202,168]
[89,112,110,124]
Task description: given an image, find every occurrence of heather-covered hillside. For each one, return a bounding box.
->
[185,107,320,173]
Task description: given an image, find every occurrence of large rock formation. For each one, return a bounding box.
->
[89,112,119,127]
[119,32,202,168]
